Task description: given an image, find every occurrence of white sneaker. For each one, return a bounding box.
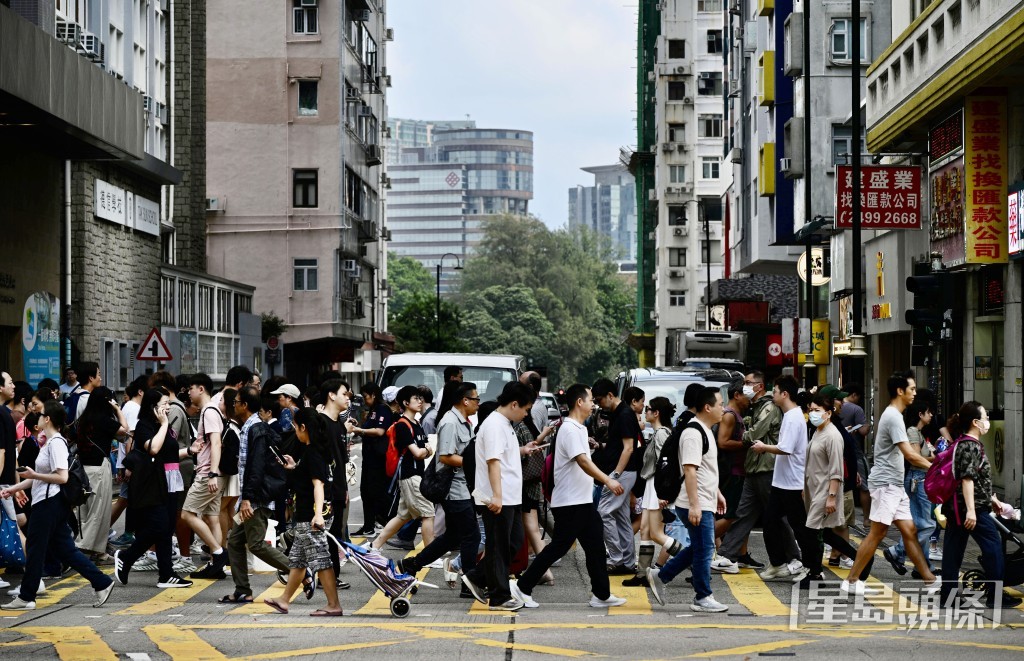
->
[924,577,942,594]
[6,581,45,597]
[509,579,539,608]
[646,568,666,606]
[590,594,627,608]
[929,547,943,562]
[691,595,729,612]
[1,597,35,610]
[710,556,740,574]
[133,555,158,571]
[425,559,444,569]
[840,557,854,570]
[840,580,880,596]
[0,578,9,589]
[442,557,458,589]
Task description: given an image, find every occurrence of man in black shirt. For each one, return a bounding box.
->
[319,379,355,588]
[592,379,644,574]
[349,383,391,536]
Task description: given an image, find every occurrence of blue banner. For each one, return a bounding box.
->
[22,291,61,385]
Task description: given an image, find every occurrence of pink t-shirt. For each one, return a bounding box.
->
[194,403,225,474]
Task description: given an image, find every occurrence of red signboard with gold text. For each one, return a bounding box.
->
[964,96,1008,264]
[835,165,922,229]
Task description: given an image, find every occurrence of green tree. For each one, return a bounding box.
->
[387,252,434,317]
[389,292,466,353]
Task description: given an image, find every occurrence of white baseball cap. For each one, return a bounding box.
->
[382,386,400,403]
[270,384,301,399]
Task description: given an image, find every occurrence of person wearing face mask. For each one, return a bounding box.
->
[801,393,872,588]
[939,401,1021,609]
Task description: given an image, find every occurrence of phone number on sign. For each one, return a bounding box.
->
[837,210,921,227]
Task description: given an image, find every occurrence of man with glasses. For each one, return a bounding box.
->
[397,382,481,598]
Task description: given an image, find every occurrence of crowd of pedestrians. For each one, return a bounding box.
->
[0,360,1019,615]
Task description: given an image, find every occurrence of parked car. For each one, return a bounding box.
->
[614,367,736,428]
[538,391,562,423]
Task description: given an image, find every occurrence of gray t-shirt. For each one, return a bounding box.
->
[436,408,473,501]
[867,405,909,489]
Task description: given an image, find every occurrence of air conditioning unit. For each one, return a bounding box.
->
[779,157,793,174]
[661,142,673,152]
[385,28,395,41]
[358,104,373,117]
[730,0,742,15]
[300,0,317,6]
[682,96,694,104]
[382,228,392,241]
[156,103,168,124]
[142,95,155,113]
[675,65,691,75]
[673,227,688,237]
[676,143,689,152]
[351,264,363,279]
[648,189,658,201]
[381,175,392,188]
[366,144,383,166]
[80,32,103,61]
[680,183,694,193]
[342,259,357,272]
[648,231,656,241]
[669,269,683,279]
[357,9,372,22]
[700,71,713,79]
[647,71,657,82]
[56,20,81,45]
[206,197,226,212]
[729,147,743,163]
[346,88,361,99]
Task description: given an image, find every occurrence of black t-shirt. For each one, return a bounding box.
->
[321,413,348,499]
[290,445,333,523]
[0,406,16,484]
[595,402,642,475]
[362,404,393,465]
[127,418,169,508]
[79,414,120,466]
[395,416,427,479]
[18,437,41,470]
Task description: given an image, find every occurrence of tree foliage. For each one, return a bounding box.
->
[386,252,434,317]
[389,292,466,353]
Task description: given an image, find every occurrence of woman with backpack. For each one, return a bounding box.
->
[938,401,1020,608]
[75,386,127,564]
[1,400,115,610]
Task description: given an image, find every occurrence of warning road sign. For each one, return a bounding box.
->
[137,327,173,361]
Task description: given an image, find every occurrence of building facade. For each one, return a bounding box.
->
[387,125,534,293]
[568,164,637,268]
[1,0,256,388]
[206,0,391,381]
[386,117,476,166]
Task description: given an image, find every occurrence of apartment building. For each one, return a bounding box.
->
[568,164,638,267]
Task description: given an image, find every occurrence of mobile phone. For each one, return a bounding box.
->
[16,466,30,473]
[268,444,285,464]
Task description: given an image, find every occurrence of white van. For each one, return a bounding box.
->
[377,353,523,402]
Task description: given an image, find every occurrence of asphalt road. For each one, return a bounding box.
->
[1,446,1022,660]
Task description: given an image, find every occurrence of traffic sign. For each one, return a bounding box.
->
[267,336,279,350]
[265,348,281,365]
[137,327,173,361]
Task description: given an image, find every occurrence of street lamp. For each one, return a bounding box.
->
[436,252,462,347]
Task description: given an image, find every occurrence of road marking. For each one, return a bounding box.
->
[116,579,220,615]
[144,624,227,661]
[1006,587,1024,611]
[354,541,425,616]
[873,633,1024,653]
[688,639,816,658]
[607,574,652,615]
[470,636,600,657]
[20,626,118,661]
[126,654,153,661]
[820,566,921,617]
[720,571,792,616]
[231,583,286,615]
[234,640,411,660]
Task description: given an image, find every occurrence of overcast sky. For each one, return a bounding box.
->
[386,0,638,229]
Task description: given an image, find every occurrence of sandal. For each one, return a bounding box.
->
[263,598,288,614]
[217,593,254,604]
[310,608,343,617]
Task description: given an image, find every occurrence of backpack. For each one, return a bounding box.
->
[168,400,196,445]
[462,438,477,494]
[64,388,87,427]
[541,449,556,502]
[924,436,982,506]
[384,417,414,478]
[45,436,92,508]
[654,421,710,502]
[261,424,288,502]
[219,422,241,476]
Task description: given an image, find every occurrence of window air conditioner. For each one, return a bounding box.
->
[662,142,673,152]
[648,189,658,201]
[206,197,226,212]
[358,104,373,117]
[80,32,103,61]
[56,20,81,45]
[385,28,395,41]
[729,147,743,163]
[676,143,689,152]
[700,71,713,79]
[779,157,792,174]
[357,9,372,22]
[346,88,361,99]
[669,270,683,278]
[342,259,357,272]
[675,65,690,75]
[682,96,694,104]
[673,227,687,237]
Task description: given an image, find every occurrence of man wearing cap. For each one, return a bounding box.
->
[271,384,302,437]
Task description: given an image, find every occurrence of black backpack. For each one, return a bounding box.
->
[46,436,92,508]
[653,420,711,502]
[219,422,241,476]
[262,425,288,502]
[462,438,477,494]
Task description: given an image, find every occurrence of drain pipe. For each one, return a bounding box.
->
[62,159,72,370]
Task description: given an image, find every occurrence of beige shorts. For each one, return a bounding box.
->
[843,491,855,527]
[397,475,433,521]
[221,474,240,498]
[182,475,223,517]
[869,484,912,526]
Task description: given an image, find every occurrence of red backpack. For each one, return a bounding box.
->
[385,417,414,478]
[923,435,982,506]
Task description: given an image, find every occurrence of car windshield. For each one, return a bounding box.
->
[631,379,729,426]
[379,365,517,402]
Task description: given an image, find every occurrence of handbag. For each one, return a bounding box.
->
[0,507,25,569]
[522,445,544,483]
[419,455,455,504]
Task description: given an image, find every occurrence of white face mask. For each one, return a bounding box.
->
[742,385,757,399]
[809,411,828,428]
[977,419,990,435]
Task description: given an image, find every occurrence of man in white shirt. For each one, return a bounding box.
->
[461,382,542,612]
[510,384,626,610]
[751,375,815,584]
[648,386,730,613]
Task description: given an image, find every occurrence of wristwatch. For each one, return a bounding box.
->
[208,472,220,478]
[611,471,621,479]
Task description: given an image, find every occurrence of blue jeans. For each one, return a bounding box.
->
[892,468,936,566]
[940,505,1004,604]
[658,508,715,600]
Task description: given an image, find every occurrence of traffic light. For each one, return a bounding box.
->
[905,267,952,344]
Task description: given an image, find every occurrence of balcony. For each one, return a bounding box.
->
[758,0,774,17]
[865,0,1024,152]
[759,142,776,196]
[758,51,775,107]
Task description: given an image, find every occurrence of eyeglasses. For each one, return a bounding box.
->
[644,406,653,412]
[465,397,481,402]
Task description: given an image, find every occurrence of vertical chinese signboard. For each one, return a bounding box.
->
[930,158,966,265]
[964,96,1008,264]
[1009,188,1024,258]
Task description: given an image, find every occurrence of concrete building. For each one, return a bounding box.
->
[206,0,391,381]
[386,117,476,165]
[568,164,637,267]
[1,0,256,388]
[387,126,534,293]
[866,0,1024,501]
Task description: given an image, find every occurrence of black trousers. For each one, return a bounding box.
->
[406,498,479,574]
[360,462,389,527]
[328,494,347,577]
[119,498,176,582]
[465,505,523,606]
[764,487,819,569]
[518,503,609,599]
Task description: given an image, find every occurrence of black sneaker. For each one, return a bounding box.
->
[461,575,487,604]
[736,554,765,570]
[459,585,476,599]
[190,564,227,580]
[987,593,1024,609]
[157,574,194,589]
[606,565,636,576]
[113,550,129,586]
[827,557,841,567]
[336,578,351,590]
[799,573,824,590]
[883,547,908,576]
[386,539,415,551]
[621,574,650,587]
[911,568,941,580]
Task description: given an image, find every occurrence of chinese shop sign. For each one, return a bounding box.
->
[964,96,1008,264]
[835,165,922,229]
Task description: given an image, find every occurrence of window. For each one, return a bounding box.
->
[298,80,318,116]
[831,125,867,165]
[668,123,686,142]
[668,81,687,101]
[669,291,686,307]
[698,0,722,11]
[698,114,723,138]
[293,259,318,291]
[216,289,233,333]
[700,240,723,263]
[293,169,318,207]
[830,18,869,63]
[701,197,723,222]
[293,0,318,34]
[669,248,687,267]
[178,280,195,329]
[698,71,723,96]
[668,205,687,226]
[702,157,721,179]
[669,165,687,184]
[707,30,724,54]
[668,39,686,59]
[198,284,214,331]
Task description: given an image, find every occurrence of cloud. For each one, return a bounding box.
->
[386,0,638,227]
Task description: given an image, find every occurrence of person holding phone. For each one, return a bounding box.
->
[264,407,343,616]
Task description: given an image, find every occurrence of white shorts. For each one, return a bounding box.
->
[220,474,240,498]
[869,484,912,526]
[642,479,662,511]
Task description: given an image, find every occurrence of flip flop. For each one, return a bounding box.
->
[218,593,253,604]
[263,598,288,614]
[309,609,344,617]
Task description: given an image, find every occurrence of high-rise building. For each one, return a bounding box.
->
[386,117,476,165]
[568,164,637,266]
[206,0,391,380]
[387,126,534,292]
[1,0,257,386]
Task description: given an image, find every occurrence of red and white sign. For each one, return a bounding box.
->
[267,336,280,350]
[767,335,783,367]
[835,165,922,229]
[137,328,173,361]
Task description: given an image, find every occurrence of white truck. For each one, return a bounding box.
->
[670,330,748,373]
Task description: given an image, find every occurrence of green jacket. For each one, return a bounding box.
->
[741,395,781,474]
